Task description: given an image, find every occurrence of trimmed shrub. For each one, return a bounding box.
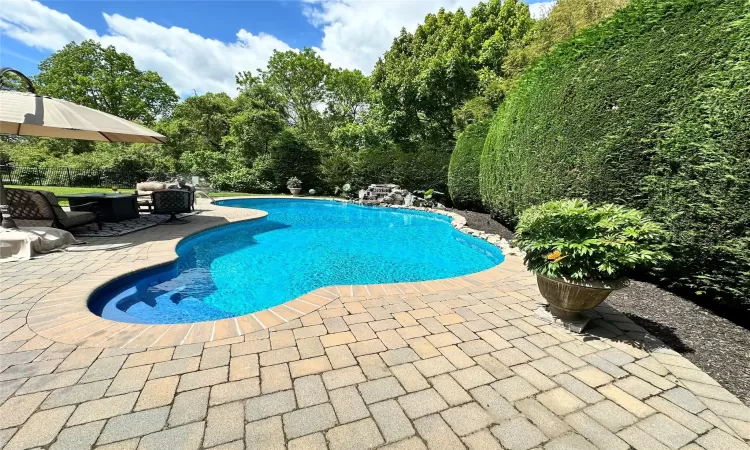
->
[352,145,451,193]
[448,120,490,210]
[480,0,750,303]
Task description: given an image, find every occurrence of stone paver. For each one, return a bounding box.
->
[246,416,285,450]
[204,401,245,447]
[441,401,494,436]
[97,405,169,445]
[210,377,260,405]
[370,399,415,442]
[0,391,48,427]
[398,388,449,419]
[282,402,338,439]
[49,420,104,450]
[492,375,539,402]
[537,386,587,415]
[414,413,465,449]
[330,386,369,423]
[294,374,328,408]
[491,417,547,450]
[0,199,747,450]
[358,376,406,404]
[3,405,74,450]
[138,421,204,450]
[67,392,138,425]
[326,417,384,450]
[245,390,296,422]
[169,387,209,426]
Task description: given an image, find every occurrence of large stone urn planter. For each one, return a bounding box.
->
[289,187,301,196]
[536,274,628,319]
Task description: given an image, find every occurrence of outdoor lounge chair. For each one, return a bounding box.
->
[151,189,192,223]
[136,181,196,212]
[4,188,102,230]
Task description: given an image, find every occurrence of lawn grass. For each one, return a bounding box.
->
[6,185,259,206]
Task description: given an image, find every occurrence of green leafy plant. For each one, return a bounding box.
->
[515,199,670,281]
[481,0,750,303]
[448,120,489,210]
[286,177,302,189]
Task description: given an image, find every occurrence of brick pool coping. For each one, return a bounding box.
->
[24,197,517,349]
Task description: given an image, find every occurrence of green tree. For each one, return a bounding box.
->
[504,0,629,74]
[224,83,286,160]
[269,129,321,190]
[325,69,370,124]
[239,49,332,138]
[34,40,178,124]
[158,92,234,177]
[371,0,533,146]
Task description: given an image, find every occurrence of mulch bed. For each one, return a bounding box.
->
[447,208,515,242]
[451,208,750,405]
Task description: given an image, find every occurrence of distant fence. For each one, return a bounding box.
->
[0,165,148,189]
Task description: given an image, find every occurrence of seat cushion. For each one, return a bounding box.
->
[59,211,97,228]
[39,191,67,219]
[136,182,166,192]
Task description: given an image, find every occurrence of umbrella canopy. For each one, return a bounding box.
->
[0,90,166,143]
[0,67,167,229]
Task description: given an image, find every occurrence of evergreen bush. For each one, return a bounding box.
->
[480,0,750,303]
[448,120,490,210]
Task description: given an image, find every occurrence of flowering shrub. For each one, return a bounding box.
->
[515,199,670,281]
[286,177,302,188]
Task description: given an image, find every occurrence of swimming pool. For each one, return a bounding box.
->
[89,199,504,324]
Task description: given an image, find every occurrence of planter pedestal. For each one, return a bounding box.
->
[535,306,592,333]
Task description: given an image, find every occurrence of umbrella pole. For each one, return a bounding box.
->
[0,67,30,229]
[0,174,16,229]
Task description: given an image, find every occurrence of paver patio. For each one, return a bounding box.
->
[1,199,748,449]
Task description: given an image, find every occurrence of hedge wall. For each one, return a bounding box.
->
[480,0,750,303]
[448,121,490,210]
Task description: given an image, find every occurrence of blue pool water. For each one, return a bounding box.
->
[89,199,504,324]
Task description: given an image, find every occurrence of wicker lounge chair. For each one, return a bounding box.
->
[5,188,101,230]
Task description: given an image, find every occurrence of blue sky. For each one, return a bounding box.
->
[0,0,555,96]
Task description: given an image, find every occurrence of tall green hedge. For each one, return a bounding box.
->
[448,121,490,210]
[480,0,750,303]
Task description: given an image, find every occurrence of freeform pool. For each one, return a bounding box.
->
[89,199,504,324]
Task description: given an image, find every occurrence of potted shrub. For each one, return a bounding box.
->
[515,199,670,320]
[287,177,302,196]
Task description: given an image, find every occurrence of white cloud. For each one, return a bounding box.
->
[303,0,480,73]
[528,1,556,19]
[0,0,96,48]
[98,14,291,95]
[0,0,291,96]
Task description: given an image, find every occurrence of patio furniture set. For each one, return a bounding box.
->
[2,182,195,231]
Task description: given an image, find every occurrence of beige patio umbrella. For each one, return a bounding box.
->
[0,67,167,228]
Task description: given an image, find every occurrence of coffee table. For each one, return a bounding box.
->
[61,193,140,222]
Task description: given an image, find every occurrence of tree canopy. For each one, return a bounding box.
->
[34,40,178,124]
[2,0,629,198]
